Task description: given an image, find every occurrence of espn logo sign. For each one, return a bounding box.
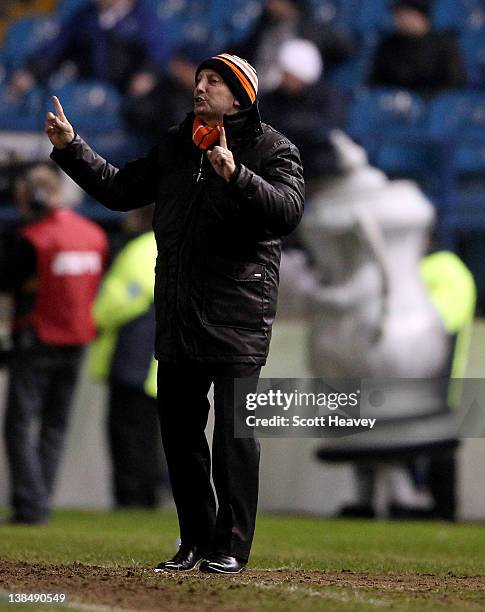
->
[52,251,102,276]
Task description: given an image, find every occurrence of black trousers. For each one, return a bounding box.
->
[157,362,261,562]
[108,381,167,508]
[3,343,83,522]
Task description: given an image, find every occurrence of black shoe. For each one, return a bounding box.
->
[337,504,375,519]
[389,503,450,520]
[154,544,205,572]
[200,554,246,574]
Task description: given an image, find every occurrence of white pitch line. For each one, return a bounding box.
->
[247,581,389,607]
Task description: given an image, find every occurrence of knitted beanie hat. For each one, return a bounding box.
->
[196,53,259,109]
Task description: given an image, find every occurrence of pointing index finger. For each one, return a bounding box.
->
[52,95,66,119]
[219,126,227,149]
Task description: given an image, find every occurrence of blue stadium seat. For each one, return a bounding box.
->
[57,0,89,19]
[0,85,44,130]
[433,0,481,31]
[308,0,362,33]
[327,57,366,91]
[427,92,485,250]
[3,15,60,72]
[77,195,123,225]
[460,26,485,86]
[223,0,265,45]
[148,0,215,52]
[355,0,393,36]
[0,51,6,87]
[48,80,145,167]
[347,87,429,176]
[49,80,123,132]
[87,130,147,168]
[308,0,340,25]
[327,39,376,93]
[148,0,264,53]
[427,91,485,175]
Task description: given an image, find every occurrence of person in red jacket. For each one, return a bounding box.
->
[0,162,107,524]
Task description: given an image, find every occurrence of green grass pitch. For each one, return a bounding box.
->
[1,509,485,611]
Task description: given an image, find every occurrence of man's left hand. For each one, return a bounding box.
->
[207,127,236,182]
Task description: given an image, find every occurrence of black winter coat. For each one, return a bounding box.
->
[51,104,305,364]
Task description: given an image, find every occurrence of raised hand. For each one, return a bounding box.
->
[45,96,75,150]
[207,127,236,182]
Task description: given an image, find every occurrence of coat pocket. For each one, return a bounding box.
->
[203,256,266,330]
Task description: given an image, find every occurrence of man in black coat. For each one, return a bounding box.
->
[368,0,467,98]
[45,53,304,574]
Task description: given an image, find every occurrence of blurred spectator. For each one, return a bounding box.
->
[232,0,356,93]
[0,162,107,525]
[368,0,467,97]
[89,206,168,509]
[123,49,197,147]
[261,39,347,185]
[10,0,170,96]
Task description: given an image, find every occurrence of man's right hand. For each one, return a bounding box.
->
[45,96,75,149]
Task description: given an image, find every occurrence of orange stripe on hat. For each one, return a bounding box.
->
[217,53,259,92]
[215,57,257,104]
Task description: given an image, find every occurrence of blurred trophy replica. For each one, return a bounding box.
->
[303,131,463,518]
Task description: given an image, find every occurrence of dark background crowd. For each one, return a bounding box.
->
[1,0,485,307]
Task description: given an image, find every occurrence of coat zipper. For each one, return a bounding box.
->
[174,151,205,349]
[195,152,204,183]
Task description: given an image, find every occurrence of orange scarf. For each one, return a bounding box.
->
[192,116,221,150]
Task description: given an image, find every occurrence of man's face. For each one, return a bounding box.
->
[194,69,240,125]
[393,7,430,36]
